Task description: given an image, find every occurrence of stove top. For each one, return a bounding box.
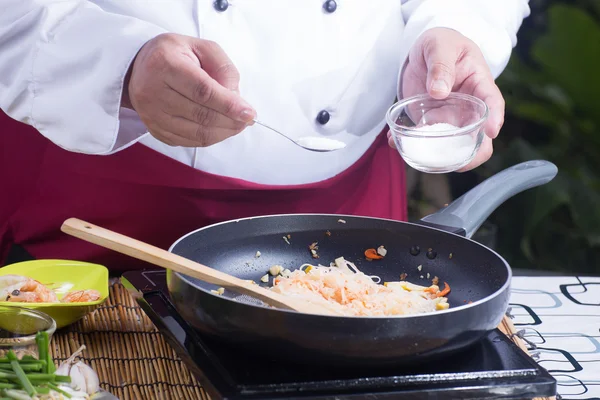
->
[121,270,557,400]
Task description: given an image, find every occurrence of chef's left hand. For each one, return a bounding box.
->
[389,28,505,172]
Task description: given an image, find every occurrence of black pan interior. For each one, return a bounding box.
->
[170,214,510,309]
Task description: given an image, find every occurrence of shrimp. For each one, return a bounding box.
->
[0,274,28,299]
[1,274,59,303]
[61,290,101,303]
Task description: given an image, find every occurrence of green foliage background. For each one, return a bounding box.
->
[476,0,600,274]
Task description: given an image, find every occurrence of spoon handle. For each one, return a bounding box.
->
[61,218,332,316]
[253,119,299,146]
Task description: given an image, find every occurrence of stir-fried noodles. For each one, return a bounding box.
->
[269,257,450,317]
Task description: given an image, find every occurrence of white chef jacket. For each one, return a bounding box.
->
[0,0,530,186]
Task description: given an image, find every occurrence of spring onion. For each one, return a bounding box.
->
[0,364,42,373]
[47,383,72,399]
[1,390,31,400]
[0,332,91,399]
[6,352,35,397]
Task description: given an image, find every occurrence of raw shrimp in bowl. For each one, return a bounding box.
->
[0,274,101,303]
[0,274,58,303]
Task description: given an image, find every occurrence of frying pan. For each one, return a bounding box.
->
[166,160,557,367]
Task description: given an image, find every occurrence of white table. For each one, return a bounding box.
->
[510,276,600,399]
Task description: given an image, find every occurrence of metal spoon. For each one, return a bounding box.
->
[253,119,346,152]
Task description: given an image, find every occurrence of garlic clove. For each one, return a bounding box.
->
[75,360,100,395]
[69,361,88,393]
[55,361,72,377]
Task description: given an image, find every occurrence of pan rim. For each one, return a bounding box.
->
[168,213,512,320]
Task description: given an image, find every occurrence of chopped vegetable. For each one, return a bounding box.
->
[7,352,35,397]
[2,389,31,400]
[337,219,346,224]
[437,282,451,298]
[376,246,387,257]
[282,236,290,245]
[269,265,283,276]
[255,251,261,258]
[308,242,319,259]
[400,273,407,281]
[47,382,72,398]
[449,253,453,259]
[35,333,48,374]
[281,269,292,278]
[260,274,269,283]
[0,365,41,373]
[417,265,422,271]
[0,383,17,389]
[211,287,225,295]
[364,248,383,260]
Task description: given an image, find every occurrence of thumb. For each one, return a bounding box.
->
[425,45,458,99]
[192,39,241,92]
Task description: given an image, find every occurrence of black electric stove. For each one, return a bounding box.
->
[121,270,557,400]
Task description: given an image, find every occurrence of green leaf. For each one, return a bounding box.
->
[531,4,600,121]
[511,102,563,127]
[568,176,600,245]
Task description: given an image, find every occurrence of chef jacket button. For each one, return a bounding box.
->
[323,0,337,13]
[213,0,229,12]
[316,110,331,125]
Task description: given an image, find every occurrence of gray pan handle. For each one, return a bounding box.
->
[419,160,558,239]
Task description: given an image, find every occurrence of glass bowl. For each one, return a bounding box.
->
[0,305,56,359]
[386,93,488,173]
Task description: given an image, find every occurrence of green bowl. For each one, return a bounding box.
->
[0,260,109,329]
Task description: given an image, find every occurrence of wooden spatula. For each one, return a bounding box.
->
[61,218,334,316]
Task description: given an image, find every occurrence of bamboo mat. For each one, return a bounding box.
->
[48,281,553,400]
[48,281,208,400]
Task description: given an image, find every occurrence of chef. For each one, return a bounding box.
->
[0,0,530,271]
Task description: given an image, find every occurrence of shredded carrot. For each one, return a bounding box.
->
[423,287,436,294]
[364,248,383,260]
[437,282,451,298]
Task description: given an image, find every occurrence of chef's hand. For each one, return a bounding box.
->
[122,33,256,147]
[389,28,504,171]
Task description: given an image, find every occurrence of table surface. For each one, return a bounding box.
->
[510,276,600,400]
[49,276,600,400]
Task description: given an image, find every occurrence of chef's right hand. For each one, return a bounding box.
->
[122,33,256,147]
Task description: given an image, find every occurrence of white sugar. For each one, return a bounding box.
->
[400,123,476,169]
[295,136,347,151]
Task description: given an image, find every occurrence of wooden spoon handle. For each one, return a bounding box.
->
[61,218,330,315]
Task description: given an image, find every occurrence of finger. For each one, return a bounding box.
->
[192,40,241,92]
[165,57,255,124]
[423,39,460,99]
[387,130,396,148]
[161,89,248,130]
[159,113,244,147]
[457,135,493,172]
[476,80,505,139]
[148,127,203,147]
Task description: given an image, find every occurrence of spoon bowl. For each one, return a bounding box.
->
[253,119,346,152]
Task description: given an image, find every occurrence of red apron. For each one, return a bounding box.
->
[0,111,407,271]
